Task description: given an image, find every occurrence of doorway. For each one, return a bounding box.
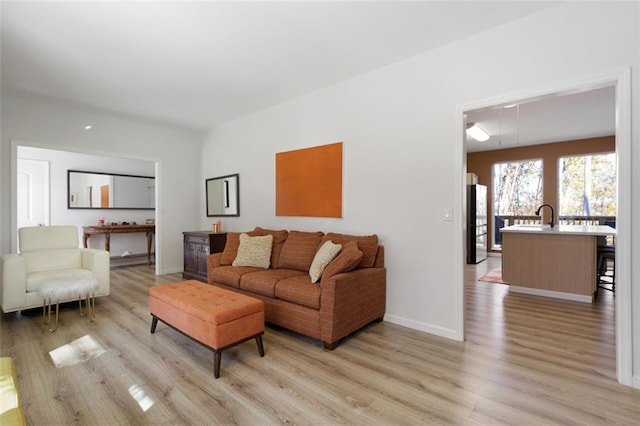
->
[13,144,159,271]
[17,158,50,229]
[458,70,632,386]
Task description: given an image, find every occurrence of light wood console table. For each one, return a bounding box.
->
[83,224,155,265]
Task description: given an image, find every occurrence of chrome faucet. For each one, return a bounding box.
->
[535,204,555,228]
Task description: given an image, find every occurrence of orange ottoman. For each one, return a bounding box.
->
[149,280,265,378]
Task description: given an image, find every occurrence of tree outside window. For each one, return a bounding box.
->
[558,153,616,217]
[493,160,543,216]
[492,159,543,247]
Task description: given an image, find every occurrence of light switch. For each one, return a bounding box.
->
[443,207,453,222]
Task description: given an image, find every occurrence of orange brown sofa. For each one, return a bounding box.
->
[206,227,386,349]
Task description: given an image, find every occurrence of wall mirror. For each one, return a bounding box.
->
[68,170,155,209]
[206,173,239,217]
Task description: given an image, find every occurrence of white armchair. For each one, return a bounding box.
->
[1,225,110,313]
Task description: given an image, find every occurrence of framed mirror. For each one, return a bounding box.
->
[206,173,239,217]
[68,170,155,209]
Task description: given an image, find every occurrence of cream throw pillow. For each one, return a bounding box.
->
[232,233,273,269]
[309,240,342,283]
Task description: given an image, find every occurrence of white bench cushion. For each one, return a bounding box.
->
[26,268,95,294]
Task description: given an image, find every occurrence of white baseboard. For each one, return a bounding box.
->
[509,286,593,303]
[384,314,461,341]
[632,374,640,390]
[161,267,183,275]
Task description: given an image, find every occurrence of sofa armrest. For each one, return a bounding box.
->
[80,249,110,295]
[319,267,386,349]
[1,254,28,313]
[207,253,223,284]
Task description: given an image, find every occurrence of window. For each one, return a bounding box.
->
[558,153,616,217]
[492,159,543,248]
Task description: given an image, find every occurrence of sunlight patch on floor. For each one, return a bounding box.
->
[128,384,154,412]
[49,335,107,368]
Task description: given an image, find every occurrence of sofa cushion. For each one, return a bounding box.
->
[252,227,289,268]
[275,275,322,309]
[321,233,378,268]
[309,240,342,283]
[278,231,324,272]
[220,231,260,265]
[210,265,262,288]
[232,234,273,269]
[321,241,363,283]
[240,269,306,297]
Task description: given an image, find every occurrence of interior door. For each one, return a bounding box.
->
[17,158,50,229]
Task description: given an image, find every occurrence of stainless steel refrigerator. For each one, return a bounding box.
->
[467,184,487,264]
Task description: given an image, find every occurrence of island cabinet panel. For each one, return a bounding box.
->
[183,232,227,282]
[502,232,597,300]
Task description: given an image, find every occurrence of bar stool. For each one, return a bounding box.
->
[596,244,615,295]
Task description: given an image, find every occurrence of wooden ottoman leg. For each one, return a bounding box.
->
[214,351,222,379]
[256,335,265,357]
[150,316,158,333]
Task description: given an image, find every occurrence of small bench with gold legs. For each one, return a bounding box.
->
[37,277,98,332]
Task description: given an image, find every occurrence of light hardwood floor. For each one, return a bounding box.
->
[2,259,639,425]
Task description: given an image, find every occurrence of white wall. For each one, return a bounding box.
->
[18,146,155,260]
[200,2,640,385]
[1,95,202,274]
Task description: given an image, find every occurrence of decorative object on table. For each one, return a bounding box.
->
[212,220,222,233]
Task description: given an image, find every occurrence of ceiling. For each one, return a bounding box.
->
[465,86,616,153]
[2,1,561,132]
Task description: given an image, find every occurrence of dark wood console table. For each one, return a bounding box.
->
[83,224,155,265]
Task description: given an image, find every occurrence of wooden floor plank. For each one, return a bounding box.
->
[2,259,639,425]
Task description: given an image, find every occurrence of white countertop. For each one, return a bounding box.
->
[500,224,616,236]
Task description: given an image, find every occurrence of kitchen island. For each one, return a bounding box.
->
[500,224,616,303]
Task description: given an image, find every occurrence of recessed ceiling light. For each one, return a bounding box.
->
[84,125,93,130]
[503,104,517,108]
